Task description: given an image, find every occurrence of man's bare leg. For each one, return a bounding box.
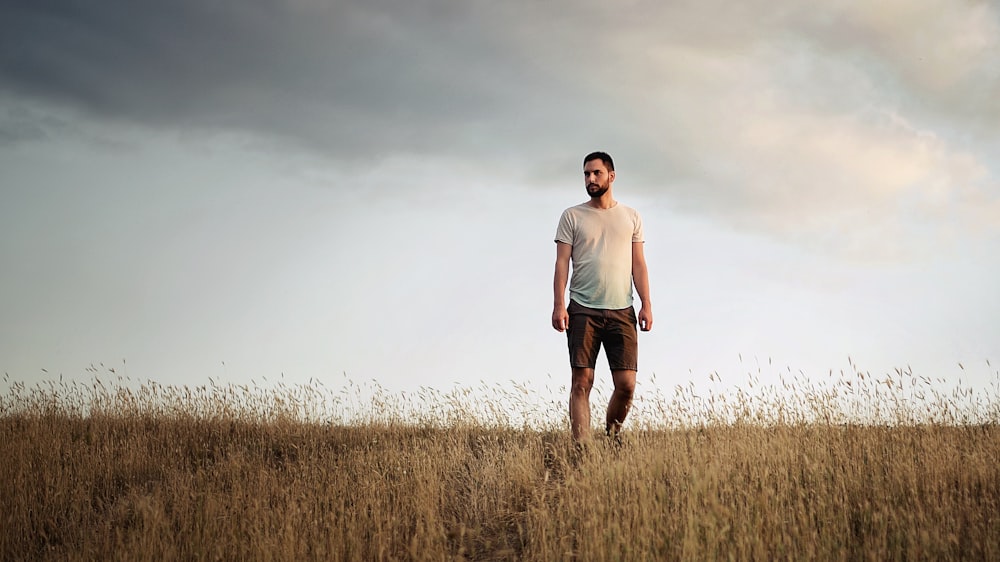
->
[570,367,595,442]
[606,369,636,437]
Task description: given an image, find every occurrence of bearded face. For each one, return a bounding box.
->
[586,179,609,198]
[583,159,613,199]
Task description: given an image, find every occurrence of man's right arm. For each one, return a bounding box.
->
[552,241,572,331]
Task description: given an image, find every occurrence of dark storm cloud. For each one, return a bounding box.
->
[5,0,995,167]
[0,0,621,165]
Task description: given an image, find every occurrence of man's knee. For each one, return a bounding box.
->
[571,369,594,395]
[614,384,635,400]
[612,372,636,397]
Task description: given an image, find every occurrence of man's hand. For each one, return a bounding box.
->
[552,306,569,332]
[638,305,653,332]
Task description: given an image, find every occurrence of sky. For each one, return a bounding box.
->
[2,0,999,413]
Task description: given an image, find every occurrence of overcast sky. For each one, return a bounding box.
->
[2,0,998,412]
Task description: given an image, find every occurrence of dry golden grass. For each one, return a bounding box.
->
[2,366,998,561]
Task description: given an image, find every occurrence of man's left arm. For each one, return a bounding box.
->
[632,241,653,331]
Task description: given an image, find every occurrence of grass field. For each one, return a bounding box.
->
[2,367,998,560]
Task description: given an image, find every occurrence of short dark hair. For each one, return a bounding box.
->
[583,151,614,171]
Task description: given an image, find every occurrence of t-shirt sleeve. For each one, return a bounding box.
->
[632,210,644,243]
[555,209,574,245]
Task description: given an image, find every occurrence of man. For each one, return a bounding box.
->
[552,151,653,444]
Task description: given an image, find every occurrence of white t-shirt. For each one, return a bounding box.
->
[554,201,644,310]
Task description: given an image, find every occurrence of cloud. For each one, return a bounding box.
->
[568,0,1000,259]
[0,0,603,160]
[2,0,998,259]
[796,0,1000,121]
[3,0,995,156]
[714,107,995,260]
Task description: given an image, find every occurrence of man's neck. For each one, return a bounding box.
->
[587,194,616,209]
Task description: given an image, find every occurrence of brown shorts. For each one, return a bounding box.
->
[566,300,638,371]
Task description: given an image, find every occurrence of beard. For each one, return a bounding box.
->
[586,182,609,198]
